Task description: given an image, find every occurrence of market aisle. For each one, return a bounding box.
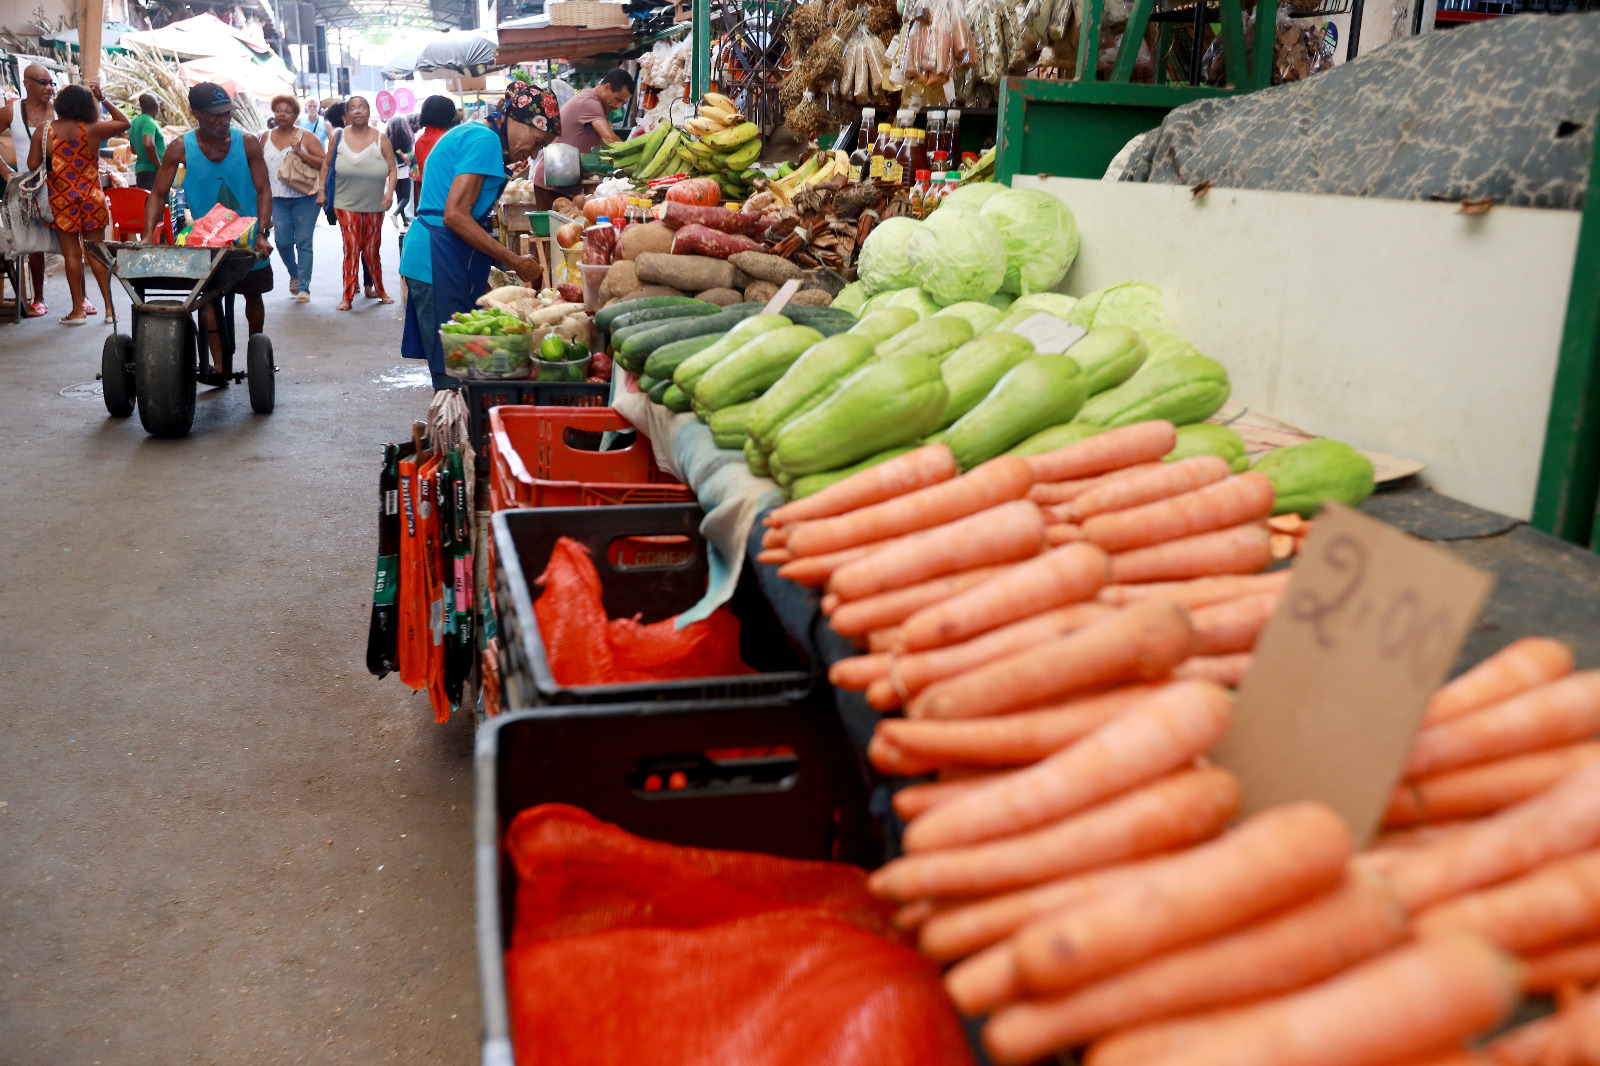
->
[0,220,480,1064]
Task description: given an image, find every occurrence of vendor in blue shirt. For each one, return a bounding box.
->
[400,75,557,389]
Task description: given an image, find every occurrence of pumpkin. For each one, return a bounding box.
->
[666,178,721,207]
[583,195,628,223]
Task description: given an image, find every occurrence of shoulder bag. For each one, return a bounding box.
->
[323,129,340,224]
[278,129,320,197]
[3,123,57,253]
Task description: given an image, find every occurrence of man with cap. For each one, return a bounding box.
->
[0,64,58,315]
[398,72,557,389]
[143,83,274,369]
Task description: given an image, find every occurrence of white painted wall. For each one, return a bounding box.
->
[1015,175,1582,520]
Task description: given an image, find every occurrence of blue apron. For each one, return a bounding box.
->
[401,209,496,389]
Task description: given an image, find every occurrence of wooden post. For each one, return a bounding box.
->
[77,0,104,83]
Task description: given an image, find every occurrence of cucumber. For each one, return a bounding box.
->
[943,355,1088,471]
[745,334,876,451]
[937,333,1037,429]
[673,314,794,396]
[643,333,723,381]
[619,304,768,364]
[788,446,916,500]
[780,305,858,336]
[607,300,720,336]
[874,315,974,362]
[693,325,825,411]
[744,438,770,477]
[648,378,672,405]
[662,383,693,413]
[595,295,704,332]
[638,372,661,393]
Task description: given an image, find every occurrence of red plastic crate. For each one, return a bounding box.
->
[488,406,695,511]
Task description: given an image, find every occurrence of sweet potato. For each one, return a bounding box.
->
[671,224,766,260]
[661,201,768,236]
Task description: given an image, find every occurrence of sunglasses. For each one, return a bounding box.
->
[26,77,52,86]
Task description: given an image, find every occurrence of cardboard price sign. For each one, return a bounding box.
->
[1211,503,1493,844]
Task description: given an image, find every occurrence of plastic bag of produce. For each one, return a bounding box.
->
[907,208,1006,306]
[856,216,922,295]
[980,188,1080,295]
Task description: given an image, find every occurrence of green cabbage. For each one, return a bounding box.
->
[941,182,1007,213]
[934,300,1006,333]
[831,280,869,316]
[883,287,944,319]
[1067,281,1200,362]
[980,188,1080,296]
[857,216,921,295]
[984,292,1015,310]
[907,207,1006,306]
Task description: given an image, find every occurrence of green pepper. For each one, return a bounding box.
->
[564,338,589,359]
[541,334,567,360]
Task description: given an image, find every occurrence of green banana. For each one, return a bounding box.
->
[705,121,760,151]
[719,137,762,170]
[638,129,682,180]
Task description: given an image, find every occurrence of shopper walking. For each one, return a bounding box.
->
[128,93,164,191]
[28,81,126,325]
[409,94,456,215]
[260,94,325,303]
[386,113,413,231]
[298,96,329,143]
[1,63,57,316]
[317,94,396,309]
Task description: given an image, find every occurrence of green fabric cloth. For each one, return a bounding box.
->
[130,113,164,173]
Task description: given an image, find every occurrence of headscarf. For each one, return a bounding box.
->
[494,67,561,136]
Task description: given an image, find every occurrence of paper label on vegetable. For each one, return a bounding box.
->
[1009,313,1087,355]
[1210,503,1493,845]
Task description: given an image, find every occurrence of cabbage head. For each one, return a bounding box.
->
[980,188,1080,295]
[1066,281,1201,362]
[831,280,869,316]
[883,286,944,319]
[993,292,1081,333]
[934,300,1006,334]
[856,216,921,295]
[941,182,1007,214]
[984,292,1014,310]
[907,208,1006,306]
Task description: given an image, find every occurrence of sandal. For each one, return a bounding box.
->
[61,314,87,326]
[377,295,394,305]
[82,301,98,315]
[289,278,299,295]
[364,287,378,299]
[296,293,310,303]
[336,300,352,311]
[26,301,47,317]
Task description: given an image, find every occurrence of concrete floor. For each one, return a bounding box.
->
[0,220,481,1064]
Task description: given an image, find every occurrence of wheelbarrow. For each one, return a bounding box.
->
[88,241,277,439]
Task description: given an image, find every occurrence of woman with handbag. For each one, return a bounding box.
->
[28,81,127,325]
[261,94,325,303]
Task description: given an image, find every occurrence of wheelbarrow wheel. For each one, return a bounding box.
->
[247,333,275,414]
[135,312,197,439]
[101,333,135,418]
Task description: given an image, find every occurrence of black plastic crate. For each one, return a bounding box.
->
[464,380,609,470]
[474,700,882,1065]
[493,502,815,707]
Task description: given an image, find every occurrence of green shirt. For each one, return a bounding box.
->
[130,113,164,173]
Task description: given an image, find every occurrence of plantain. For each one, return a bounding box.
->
[705,121,761,151]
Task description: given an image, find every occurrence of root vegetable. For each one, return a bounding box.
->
[1108,522,1275,584]
[1384,743,1600,827]
[1403,672,1600,779]
[1426,637,1574,727]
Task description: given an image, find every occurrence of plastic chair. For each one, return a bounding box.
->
[106,187,173,243]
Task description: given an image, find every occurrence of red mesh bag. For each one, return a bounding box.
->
[503,805,975,1066]
[532,536,753,686]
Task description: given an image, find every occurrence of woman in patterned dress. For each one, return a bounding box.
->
[28,81,128,325]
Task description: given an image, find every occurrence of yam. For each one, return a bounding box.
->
[598,260,638,301]
[788,288,834,306]
[745,280,780,303]
[635,252,747,293]
[619,284,687,302]
[730,250,804,283]
[697,287,743,306]
[617,221,675,261]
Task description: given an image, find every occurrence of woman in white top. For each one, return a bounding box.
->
[316,95,396,309]
[260,94,326,303]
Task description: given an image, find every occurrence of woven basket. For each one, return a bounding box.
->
[547,1,630,27]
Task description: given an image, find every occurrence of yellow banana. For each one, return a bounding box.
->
[683,117,719,136]
[703,92,736,112]
[697,106,734,126]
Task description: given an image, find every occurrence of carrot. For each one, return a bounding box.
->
[829,499,1048,603]
[1267,513,1307,534]
[761,526,788,549]
[866,730,926,776]
[776,539,898,588]
[874,766,1238,901]
[899,544,1109,653]
[1380,763,1600,911]
[756,547,794,565]
[785,454,1032,557]
[1191,589,1284,656]
[945,938,1024,1016]
[981,876,1409,1064]
[829,567,1009,638]
[1030,462,1165,506]
[891,898,947,933]
[1026,420,1177,483]
[1413,849,1600,954]
[1486,1013,1562,1066]
[1389,1052,1495,1066]
[871,683,1176,776]
[1014,802,1352,994]
[902,682,1233,852]
[1524,936,1600,994]
[1098,570,1291,610]
[828,653,892,691]
[1384,743,1600,827]
[1372,820,1480,851]
[764,443,958,527]
[1425,637,1575,727]
[1085,934,1519,1066]
[1064,454,1233,523]
[819,592,838,615]
[891,771,1015,821]
[1046,524,1084,546]
[908,599,1195,721]
[1173,653,1254,686]
[866,627,900,654]
[1082,473,1277,554]
[1403,672,1600,779]
[1109,522,1274,584]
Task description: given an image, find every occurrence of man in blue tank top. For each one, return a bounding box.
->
[142,83,275,368]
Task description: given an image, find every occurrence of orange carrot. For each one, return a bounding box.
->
[1413,849,1600,954]
[1041,502,1077,523]
[756,547,794,565]
[1403,672,1600,779]
[1014,803,1352,994]
[981,876,1409,1063]
[891,898,948,934]
[1064,455,1233,523]
[1380,763,1600,911]
[1388,1051,1495,1066]
[1425,637,1575,727]
[1084,934,1519,1066]
[899,544,1109,653]
[829,500,1048,603]
[902,682,1233,852]
[1109,522,1274,584]
[1267,513,1307,534]
[1026,420,1178,483]
[1082,473,1276,554]
[891,771,1015,821]
[785,454,1032,557]
[761,526,788,549]
[1384,743,1600,827]
[945,938,1024,1016]
[829,567,1009,638]
[820,592,838,615]
[776,539,898,588]
[764,443,958,527]
[1524,936,1600,994]
[1373,820,1481,851]
[1191,589,1284,656]
[866,730,923,776]
[866,627,900,654]
[908,599,1195,721]
[1486,1012,1562,1066]
[1098,570,1291,610]
[1047,523,1084,546]
[1030,463,1165,506]
[828,653,893,691]
[875,766,1238,901]
[870,683,1176,776]
[1174,653,1255,686]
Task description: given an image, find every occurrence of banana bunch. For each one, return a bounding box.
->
[675,93,767,200]
[765,148,853,209]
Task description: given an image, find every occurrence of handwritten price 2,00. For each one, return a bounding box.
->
[1288,533,1459,686]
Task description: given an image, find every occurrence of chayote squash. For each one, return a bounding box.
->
[744,438,771,477]
[847,307,919,348]
[746,334,876,450]
[874,315,974,362]
[942,354,1088,471]
[1065,326,1148,396]
[937,333,1037,429]
[673,314,793,396]
[1165,423,1249,472]
[693,325,824,410]
[1252,438,1375,517]
[1009,421,1101,457]
[787,446,917,500]
[773,355,948,476]
[1074,354,1229,429]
